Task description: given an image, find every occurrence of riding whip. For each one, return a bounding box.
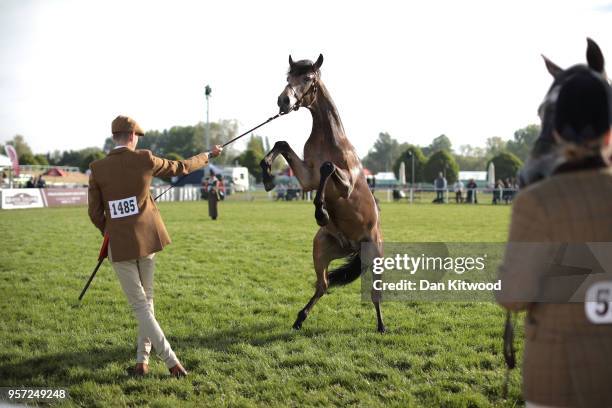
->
[79,78,318,300]
[78,234,110,301]
[78,105,301,300]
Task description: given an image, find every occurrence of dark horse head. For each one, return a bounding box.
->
[277,54,324,114]
[519,38,610,186]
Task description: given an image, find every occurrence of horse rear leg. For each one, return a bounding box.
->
[293,228,351,330]
[314,162,353,226]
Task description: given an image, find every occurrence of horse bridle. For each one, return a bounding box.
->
[287,75,319,111]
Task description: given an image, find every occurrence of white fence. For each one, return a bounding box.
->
[151,186,200,202]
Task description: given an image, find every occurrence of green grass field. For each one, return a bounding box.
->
[0,200,523,407]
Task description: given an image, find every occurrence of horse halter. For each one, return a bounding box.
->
[287,75,319,111]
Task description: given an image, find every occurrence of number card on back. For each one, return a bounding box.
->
[585,281,612,324]
[108,196,139,219]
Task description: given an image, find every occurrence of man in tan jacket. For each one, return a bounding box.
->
[88,115,222,377]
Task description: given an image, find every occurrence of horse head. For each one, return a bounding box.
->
[519,38,609,186]
[277,54,324,114]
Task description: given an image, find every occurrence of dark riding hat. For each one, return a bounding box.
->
[554,68,612,144]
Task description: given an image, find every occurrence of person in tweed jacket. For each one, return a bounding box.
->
[497,66,612,407]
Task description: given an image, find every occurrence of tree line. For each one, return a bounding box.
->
[1,122,538,184]
[362,125,539,183]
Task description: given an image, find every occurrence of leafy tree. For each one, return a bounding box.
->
[238,149,263,182]
[80,151,106,172]
[506,124,540,162]
[19,152,37,165]
[485,137,506,157]
[362,132,403,173]
[59,147,104,169]
[393,145,426,183]
[487,152,523,181]
[6,135,33,157]
[47,151,62,165]
[454,155,487,171]
[33,154,49,166]
[103,137,115,153]
[136,120,239,165]
[424,150,459,184]
[425,134,452,155]
[246,135,265,158]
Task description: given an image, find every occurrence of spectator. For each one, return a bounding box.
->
[276,184,287,201]
[36,175,46,188]
[492,179,503,204]
[453,179,464,203]
[466,179,478,203]
[502,178,512,204]
[433,172,447,203]
[207,170,221,220]
[26,177,35,188]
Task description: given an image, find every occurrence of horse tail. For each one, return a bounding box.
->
[327,251,364,287]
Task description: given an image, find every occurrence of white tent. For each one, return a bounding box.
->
[0,154,11,167]
[487,162,495,187]
[398,162,406,185]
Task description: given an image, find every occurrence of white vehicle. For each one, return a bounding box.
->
[222,166,249,192]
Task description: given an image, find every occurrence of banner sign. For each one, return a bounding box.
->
[4,145,19,176]
[0,189,44,209]
[41,188,88,207]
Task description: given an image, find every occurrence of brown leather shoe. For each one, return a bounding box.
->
[169,362,188,378]
[134,363,149,376]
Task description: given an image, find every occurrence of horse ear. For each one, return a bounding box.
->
[289,55,295,67]
[586,37,605,74]
[313,54,324,71]
[542,54,563,78]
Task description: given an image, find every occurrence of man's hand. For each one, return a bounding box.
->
[209,145,223,158]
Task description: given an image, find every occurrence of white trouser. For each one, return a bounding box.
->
[109,247,178,369]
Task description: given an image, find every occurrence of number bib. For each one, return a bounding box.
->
[108,196,139,219]
[585,281,612,324]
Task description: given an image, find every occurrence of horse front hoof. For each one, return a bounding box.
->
[293,310,307,330]
[263,178,276,192]
[377,324,387,334]
[315,206,329,226]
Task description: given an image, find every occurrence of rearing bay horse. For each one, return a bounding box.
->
[260,55,386,333]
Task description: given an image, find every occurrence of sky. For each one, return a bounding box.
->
[1,0,612,158]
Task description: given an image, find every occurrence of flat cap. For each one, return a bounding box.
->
[111,115,145,136]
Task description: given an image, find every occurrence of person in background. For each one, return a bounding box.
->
[434,172,447,203]
[466,179,478,203]
[496,69,612,407]
[453,179,464,203]
[26,177,35,188]
[492,179,502,204]
[276,183,287,201]
[216,173,225,201]
[207,169,220,220]
[502,178,512,204]
[36,175,46,188]
[88,115,223,378]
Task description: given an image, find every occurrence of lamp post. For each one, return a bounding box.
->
[205,85,212,150]
[408,151,415,187]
